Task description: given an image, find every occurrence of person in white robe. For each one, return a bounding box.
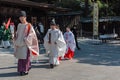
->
[64,27,76,60]
[14,11,39,76]
[44,23,66,68]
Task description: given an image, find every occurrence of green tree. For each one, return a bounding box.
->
[29,0,120,16]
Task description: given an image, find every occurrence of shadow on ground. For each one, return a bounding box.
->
[0,66,17,70]
[31,59,50,69]
[0,58,49,77]
[75,41,120,66]
[0,72,19,77]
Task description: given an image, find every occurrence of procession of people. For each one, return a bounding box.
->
[0,10,80,76]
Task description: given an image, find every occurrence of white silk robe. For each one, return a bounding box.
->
[44,29,66,57]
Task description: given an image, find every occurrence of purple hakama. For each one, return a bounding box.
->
[18,49,31,72]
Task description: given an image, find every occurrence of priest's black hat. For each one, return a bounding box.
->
[18,11,26,17]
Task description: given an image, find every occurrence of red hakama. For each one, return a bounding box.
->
[64,48,74,59]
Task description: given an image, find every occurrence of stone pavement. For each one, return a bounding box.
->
[0,39,120,80]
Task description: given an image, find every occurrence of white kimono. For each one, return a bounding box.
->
[14,23,39,59]
[44,29,66,65]
[64,31,76,52]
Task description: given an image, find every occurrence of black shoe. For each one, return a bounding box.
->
[7,46,10,48]
[23,72,28,75]
[1,47,4,48]
[20,72,28,76]
[50,64,54,69]
[77,47,81,50]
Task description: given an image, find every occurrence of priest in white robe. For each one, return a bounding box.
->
[64,27,76,60]
[44,23,66,68]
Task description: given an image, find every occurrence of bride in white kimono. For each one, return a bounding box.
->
[44,23,66,68]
